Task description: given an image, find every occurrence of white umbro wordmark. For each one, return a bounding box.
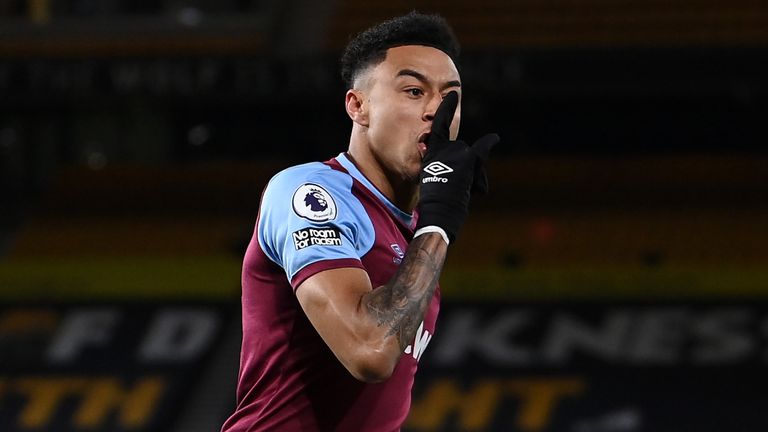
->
[423,161,453,184]
[423,161,454,176]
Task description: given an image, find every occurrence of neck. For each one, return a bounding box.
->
[347,129,418,213]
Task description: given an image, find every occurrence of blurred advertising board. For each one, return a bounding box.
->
[0,303,233,431]
[406,301,768,432]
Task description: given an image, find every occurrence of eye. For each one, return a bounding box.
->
[406,88,424,97]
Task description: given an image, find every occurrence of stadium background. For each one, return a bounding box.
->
[1,0,767,431]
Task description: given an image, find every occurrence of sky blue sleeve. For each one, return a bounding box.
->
[257,162,376,284]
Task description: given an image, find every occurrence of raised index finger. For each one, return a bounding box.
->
[428,91,459,148]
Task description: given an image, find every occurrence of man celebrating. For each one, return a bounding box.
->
[222,12,498,432]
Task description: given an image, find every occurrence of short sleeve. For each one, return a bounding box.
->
[257,163,376,289]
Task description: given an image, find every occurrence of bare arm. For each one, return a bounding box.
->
[296,232,446,382]
[363,232,445,351]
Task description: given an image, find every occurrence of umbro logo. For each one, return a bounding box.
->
[423,161,454,176]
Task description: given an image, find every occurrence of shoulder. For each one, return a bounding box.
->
[264,162,353,208]
[255,160,376,278]
[259,160,371,233]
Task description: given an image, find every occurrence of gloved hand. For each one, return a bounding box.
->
[415,91,498,242]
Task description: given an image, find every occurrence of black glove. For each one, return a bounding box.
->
[415,91,498,242]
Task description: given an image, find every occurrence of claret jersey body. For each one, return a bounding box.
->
[221,153,440,432]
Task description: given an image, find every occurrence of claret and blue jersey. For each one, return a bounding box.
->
[221,153,440,432]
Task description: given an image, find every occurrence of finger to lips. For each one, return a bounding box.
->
[428,91,459,146]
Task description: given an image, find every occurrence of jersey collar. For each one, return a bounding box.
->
[335,153,415,228]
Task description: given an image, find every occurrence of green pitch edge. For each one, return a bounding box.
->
[0,257,766,301]
[0,256,243,301]
[440,266,768,300]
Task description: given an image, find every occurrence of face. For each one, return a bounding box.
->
[351,45,462,184]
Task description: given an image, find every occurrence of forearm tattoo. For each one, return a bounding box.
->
[364,233,446,351]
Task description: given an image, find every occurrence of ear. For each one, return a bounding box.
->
[345,89,369,127]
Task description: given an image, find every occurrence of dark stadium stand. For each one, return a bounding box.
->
[1,1,767,431]
[4,155,766,298]
[328,0,768,49]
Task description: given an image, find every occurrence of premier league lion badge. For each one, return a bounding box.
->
[292,183,338,222]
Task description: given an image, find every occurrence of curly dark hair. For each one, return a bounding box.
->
[340,11,460,88]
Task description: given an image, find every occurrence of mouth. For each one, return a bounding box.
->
[417,131,430,158]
